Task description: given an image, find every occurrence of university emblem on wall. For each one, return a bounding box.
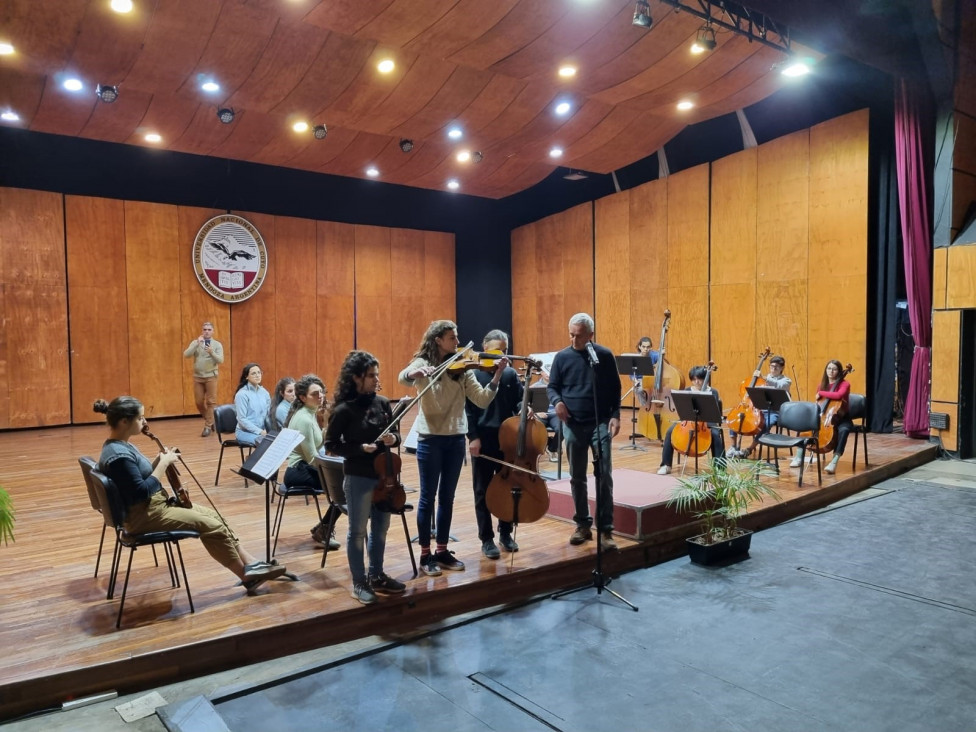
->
[192,214,268,303]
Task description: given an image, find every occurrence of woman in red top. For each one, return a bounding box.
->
[791,360,853,474]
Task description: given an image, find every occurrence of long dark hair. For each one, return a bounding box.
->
[285,374,326,427]
[269,376,295,428]
[236,362,262,393]
[636,336,652,351]
[412,319,457,366]
[818,360,846,392]
[93,396,142,428]
[333,351,379,404]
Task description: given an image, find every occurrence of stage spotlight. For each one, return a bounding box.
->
[632,0,652,28]
[96,84,119,103]
[217,107,235,124]
[399,138,414,152]
[691,24,716,53]
[471,151,483,163]
[313,124,328,139]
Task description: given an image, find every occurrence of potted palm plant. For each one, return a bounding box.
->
[0,486,14,546]
[667,458,779,565]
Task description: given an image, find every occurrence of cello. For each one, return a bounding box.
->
[722,347,771,441]
[485,358,550,526]
[141,424,192,508]
[641,310,684,441]
[813,363,854,454]
[669,362,718,458]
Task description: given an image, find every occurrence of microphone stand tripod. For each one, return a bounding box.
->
[552,346,638,612]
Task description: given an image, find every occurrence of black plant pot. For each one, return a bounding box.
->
[686,529,753,566]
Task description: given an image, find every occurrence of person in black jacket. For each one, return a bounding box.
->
[465,330,523,559]
[546,313,621,550]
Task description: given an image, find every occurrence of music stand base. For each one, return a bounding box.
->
[551,570,638,611]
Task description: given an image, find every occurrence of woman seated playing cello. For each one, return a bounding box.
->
[657,366,726,475]
[790,360,853,475]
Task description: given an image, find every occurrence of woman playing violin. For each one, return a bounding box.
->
[791,360,852,474]
[657,366,726,474]
[94,397,287,593]
[398,319,508,576]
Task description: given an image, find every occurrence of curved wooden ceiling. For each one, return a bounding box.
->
[0,0,820,198]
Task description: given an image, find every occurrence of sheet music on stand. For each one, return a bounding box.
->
[235,428,304,483]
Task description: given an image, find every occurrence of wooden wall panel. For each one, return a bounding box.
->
[595,190,631,356]
[511,223,539,356]
[930,401,958,451]
[559,204,595,351]
[391,228,427,376]
[665,286,709,375]
[317,220,356,390]
[355,225,393,384]
[757,130,809,283]
[808,273,867,396]
[535,216,567,352]
[124,201,184,418]
[229,212,277,407]
[756,279,808,399]
[667,165,710,289]
[931,309,961,403]
[0,284,7,426]
[946,244,976,308]
[177,206,228,417]
[711,148,758,286]
[628,179,669,345]
[422,231,456,329]
[0,188,70,428]
[66,195,130,423]
[274,216,318,383]
[709,282,756,404]
[932,246,947,311]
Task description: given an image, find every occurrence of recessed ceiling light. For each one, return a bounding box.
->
[549,147,563,158]
[781,61,811,77]
[145,133,161,143]
[554,101,571,116]
[676,100,694,111]
[110,0,133,13]
[63,78,84,92]
[447,179,460,191]
[1,111,20,122]
[292,121,309,133]
[377,59,395,73]
[0,43,14,56]
[456,150,471,163]
[447,126,463,140]
[558,65,577,78]
[366,166,379,177]
[201,81,220,93]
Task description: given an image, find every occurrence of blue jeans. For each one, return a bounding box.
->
[235,428,262,446]
[344,474,391,584]
[562,421,614,532]
[415,434,465,548]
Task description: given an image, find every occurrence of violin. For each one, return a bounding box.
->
[485,359,550,525]
[723,347,771,438]
[372,445,407,511]
[812,364,854,454]
[669,362,717,458]
[646,310,684,441]
[141,425,192,508]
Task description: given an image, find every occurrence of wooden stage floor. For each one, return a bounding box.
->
[0,414,936,721]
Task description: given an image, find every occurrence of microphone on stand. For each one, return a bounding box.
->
[585,342,600,366]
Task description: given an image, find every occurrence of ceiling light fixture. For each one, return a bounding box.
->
[63,78,84,92]
[456,150,471,163]
[313,124,328,140]
[781,60,811,77]
[691,24,716,53]
[632,0,652,28]
[292,121,308,133]
[96,84,119,103]
[676,99,694,111]
[0,43,14,56]
[1,110,20,122]
[563,170,588,181]
[558,65,577,78]
[471,151,483,163]
[145,133,161,143]
[447,127,463,140]
[399,138,414,152]
[110,0,133,13]
[377,59,395,73]
[217,107,235,124]
[554,101,571,116]
[447,179,460,191]
[366,166,380,177]
[549,147,564,158]
[201,81,220,93]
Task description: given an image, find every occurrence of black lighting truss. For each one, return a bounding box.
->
[659,0,792,55]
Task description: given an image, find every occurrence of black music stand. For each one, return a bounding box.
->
[670,390,723,475]
[746,387,791,459]
[616,355,655,451]
[235,429,303,581]
[529,386,562,480]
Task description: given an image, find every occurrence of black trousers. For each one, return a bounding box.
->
[471,437,514,542]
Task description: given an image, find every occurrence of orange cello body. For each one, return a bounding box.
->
[485,362,550,525]
[640,310,684,441]
[723,347,771,438]
[811,364,854,454]
[669,362,717,458]
[141,425,192,508]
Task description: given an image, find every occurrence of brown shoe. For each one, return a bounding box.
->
[311,523,340,551]
[599,532,618,551]
[201,426,212,437]
[569,526,593,545]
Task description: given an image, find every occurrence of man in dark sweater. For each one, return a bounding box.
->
[547,313,621,550]
[466,330,522,559]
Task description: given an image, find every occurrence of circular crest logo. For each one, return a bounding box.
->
[192,215,268,303]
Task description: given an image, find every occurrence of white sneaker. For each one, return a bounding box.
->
[725,448,738,459]
[789,454,802,468]
[657,465,671,475]
[825,457,839,475]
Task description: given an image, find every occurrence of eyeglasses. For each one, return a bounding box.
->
[307,389,324,397]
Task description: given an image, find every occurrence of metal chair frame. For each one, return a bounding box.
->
[757,401,823,487]
[213,404,252,487]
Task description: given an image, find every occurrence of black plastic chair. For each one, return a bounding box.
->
[79,456,110,578]
[757,401,822,487]
[314,455,417,577]
[848,393,869,469]
[88,469,200,628]
[271,476,324,557]
[213,404,252,487]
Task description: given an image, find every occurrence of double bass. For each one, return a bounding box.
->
[812,363,854,454]
[669,362,718,458]
[485,359,550,526]
[723,347,771,439]
[640,310,684,441]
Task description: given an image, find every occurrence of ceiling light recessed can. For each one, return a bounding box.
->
[676,100,694,111]
[0,43,14,56]
[201,81,220,93]
[145,133,161,143]
[781,61,811,77]
[63,78,84,92]
[456,150,471,163]
[292,121,309,133]
[447,179,460,191]
[366,166,379,177]
[110,0,134,13]
[377,59,395,73]
[555,101,571,115]
[447,127,463,140]
[558,65,577,78]
[549,147,563,158]
[1,110,20,122]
